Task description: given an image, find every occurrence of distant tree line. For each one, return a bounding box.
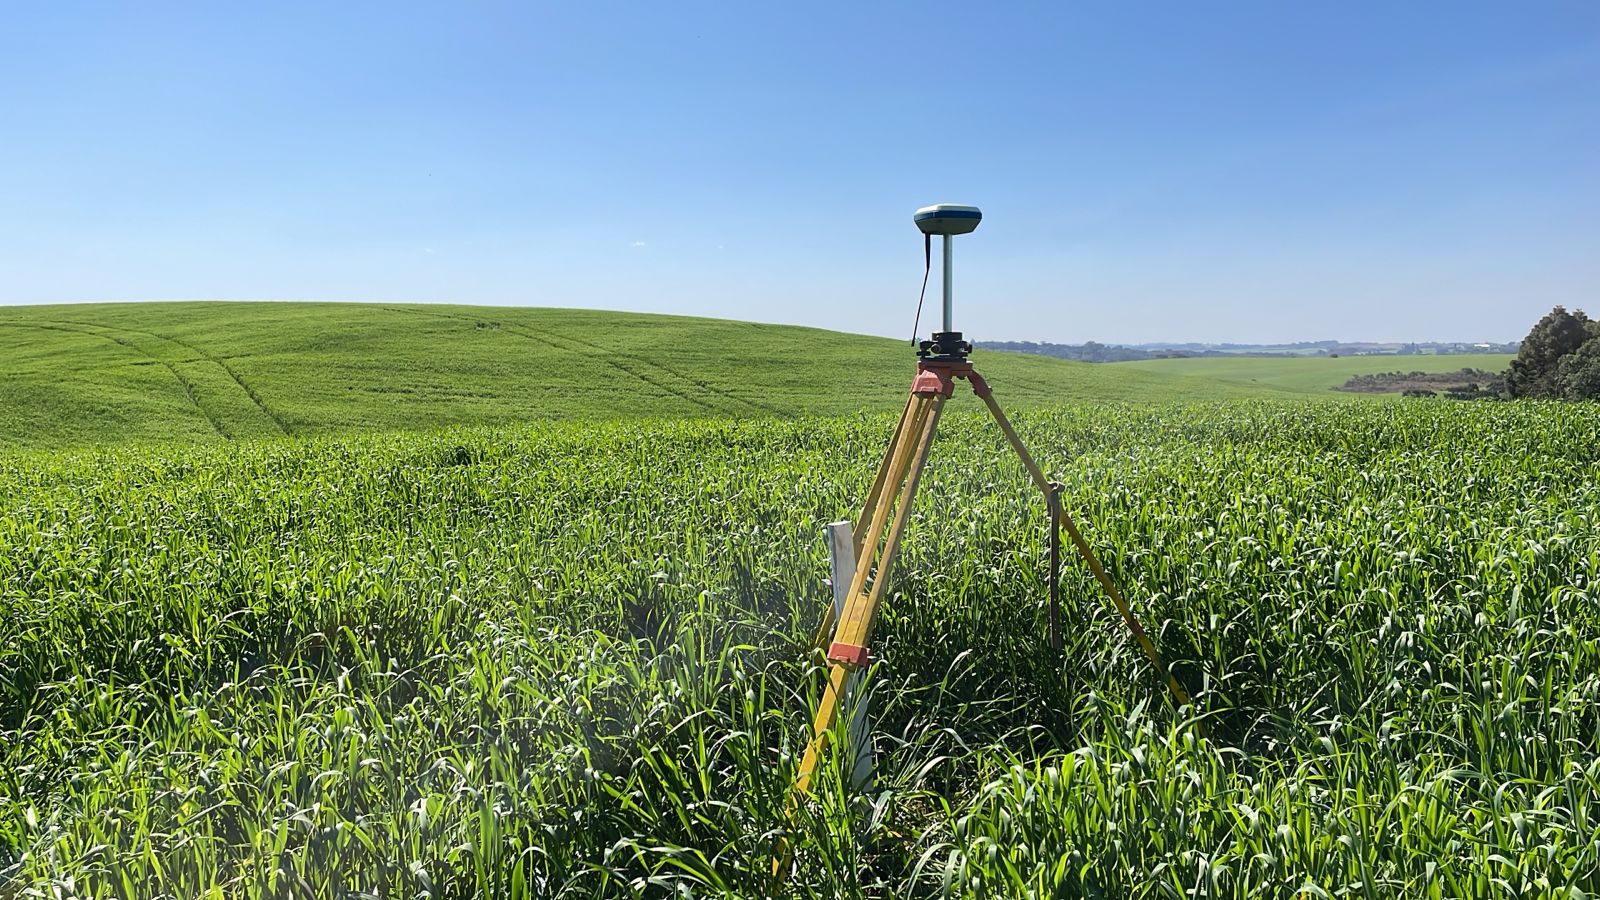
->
[978,339,1517,362]
[1506,306,1600,400]
[1339,368,1506,400]
[976,341,1298,362]
[976,341,1167,362]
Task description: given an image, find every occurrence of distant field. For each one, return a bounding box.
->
[0,302,1275,450]
[1119,353,1514,394]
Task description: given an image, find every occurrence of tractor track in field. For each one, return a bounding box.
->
[383,307,762,415]
[534,326,787,417]
[42,320,292,436]
[133,331,291,435]
[0,321,230,438]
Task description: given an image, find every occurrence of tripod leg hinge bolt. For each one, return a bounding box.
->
[827,642,870,667]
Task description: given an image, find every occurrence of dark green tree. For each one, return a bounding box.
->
[1506,306,1593,398]
[1556,335,1600,400]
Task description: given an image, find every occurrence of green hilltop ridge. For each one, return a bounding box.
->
[1,301,1276,449]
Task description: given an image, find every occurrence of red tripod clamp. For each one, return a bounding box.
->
[827,641,870,668]
[911,359,991,399]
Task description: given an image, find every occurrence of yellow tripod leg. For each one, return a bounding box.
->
[774,394,943,881]
[812,390,928,643]
[795,394,942,796]
[854,395,917,555]
[976,389,1196,711]
[796,393,940,791]
[830,394,943,660]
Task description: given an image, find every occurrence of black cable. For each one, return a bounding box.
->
[910,232,931,344]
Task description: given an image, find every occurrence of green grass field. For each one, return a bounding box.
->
[1,302,1272,450]
[3,402,1598,896]
[1120,353,1514,393]
[7,301,1592,897]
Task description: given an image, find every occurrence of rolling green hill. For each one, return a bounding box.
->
[2,302,1274,449]
[1118,353,1514,394]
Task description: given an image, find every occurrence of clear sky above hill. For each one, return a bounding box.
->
[2,2,1597,344]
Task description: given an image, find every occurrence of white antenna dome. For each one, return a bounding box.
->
[914,204,982,236]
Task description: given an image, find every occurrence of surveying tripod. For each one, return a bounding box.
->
[787,338,1195,801]
[784,205,1195,816]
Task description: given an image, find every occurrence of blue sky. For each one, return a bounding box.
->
[2,2,1596,343]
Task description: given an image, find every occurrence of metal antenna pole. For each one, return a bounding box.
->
[942,234,954,333]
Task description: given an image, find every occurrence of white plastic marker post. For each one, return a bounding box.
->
[825,520,874,791]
